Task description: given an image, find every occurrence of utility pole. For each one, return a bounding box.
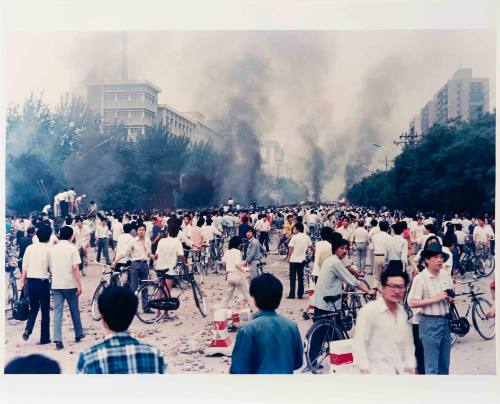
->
[122,31,128,80]
[394,125,421,147]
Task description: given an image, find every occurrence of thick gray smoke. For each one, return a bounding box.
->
[202,52,275,205]
[342,57,409,190]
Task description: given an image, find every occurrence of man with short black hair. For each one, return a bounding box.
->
[5,354,61,374]
[408,243,454,375]
[286,222,312,299]
[49,225,85,350]
[20,225,52,344]
[76,287,166,374]
[245,228,266,280]
[353,268,415,374]
[230,273,303,374]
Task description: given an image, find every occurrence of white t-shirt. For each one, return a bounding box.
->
[155,236,184,273]
[473,225,494,243]
[112,220,124,239]
[67,189,76,202]
[223,248,243,273]
[455,230,467,245]
[353,227,369,243]
[289,232,312,263]
[312,240,331,277]
[23,243,51,279]
[49,240,81,289]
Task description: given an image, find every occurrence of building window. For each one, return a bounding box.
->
[130,127,142,135]
[117,94,129,101]
[117,111,128,118]
[104,94,115,101]
[130,110,141,118]
[130,94,143,101]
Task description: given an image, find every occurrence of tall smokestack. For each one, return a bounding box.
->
[122,31,128,80]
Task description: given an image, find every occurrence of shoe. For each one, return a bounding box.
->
[302,312,310,320]
[75,334,86,343]
[286,296,295,299]
[22,331,29,341]
[37,340,51,345]
[55,341,64,350]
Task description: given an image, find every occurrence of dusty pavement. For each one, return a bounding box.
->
[4,245,496,374]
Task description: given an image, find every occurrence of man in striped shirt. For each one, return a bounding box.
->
[77,286,166,374]
[408,243,454,375]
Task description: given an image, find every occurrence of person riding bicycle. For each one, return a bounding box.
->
[152,224,186,320]
[309,237,376,367]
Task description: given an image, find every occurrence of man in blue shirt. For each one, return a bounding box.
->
[230,273,303,374]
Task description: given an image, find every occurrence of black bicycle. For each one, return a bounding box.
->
[91,264,131,321]
[452,277,495,342]
[459,242,495,278]
[304,291,372,373]
[277,235,289,260]
[5,262,19,316]
[135,263,207,324]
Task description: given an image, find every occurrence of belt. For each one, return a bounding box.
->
[133,260,148,263]
[374,253,384,256]
[420,313,448,318]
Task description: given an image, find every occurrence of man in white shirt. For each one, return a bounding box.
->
[336,216,354,251]
[353,267,414,374]
[179,214,193,260]
[368,219,380,273]
[112,223,135,272]
[286,223,312,299]
[49,226,84,350]
[408,243,454,375]
[387,222,408,270]
[67,187,76,215]
[95,216,111,265]
[410,217,425,254]
[73,216,91,274]
[128,224,153,305]
[111,216,124,251]
[353,220,369,271]
[371,221,393,288]
[20,225,52,344]
[473,218,494,253]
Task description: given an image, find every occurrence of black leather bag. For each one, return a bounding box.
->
[12,289,29,321]
[449,303,470,336]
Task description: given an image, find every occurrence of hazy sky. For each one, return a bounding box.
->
[5,30,496,198]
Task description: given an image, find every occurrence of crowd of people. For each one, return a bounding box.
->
[4,197,496,374]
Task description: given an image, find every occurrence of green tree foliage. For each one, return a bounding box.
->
[346,113,495,213]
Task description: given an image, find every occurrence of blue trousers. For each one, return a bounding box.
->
[53,288,84,343]
[419,316,451,375]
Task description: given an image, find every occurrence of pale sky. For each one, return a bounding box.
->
[5,30,496,198]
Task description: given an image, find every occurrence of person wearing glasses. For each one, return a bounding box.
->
[352,265,415,374]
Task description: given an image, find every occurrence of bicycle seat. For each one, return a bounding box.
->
[323,294,342,304]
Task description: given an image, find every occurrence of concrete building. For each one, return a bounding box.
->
[86,80,161,138]
[411,68,489,135]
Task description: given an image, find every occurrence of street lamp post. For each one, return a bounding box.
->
[372,143,389,171]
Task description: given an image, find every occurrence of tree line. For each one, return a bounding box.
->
[6,95,306,214]
[346,112,495,214]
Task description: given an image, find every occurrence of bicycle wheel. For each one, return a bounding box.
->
[278,241,288,260]
[478,255,495,277]
[91,282,107,321]
[472,297,495,340]
[305,319,344,374]
[8,279,17,313]
[135,283,165,324]
[191,281,207,317]
[192,262,203,285]
[348,294,363,321]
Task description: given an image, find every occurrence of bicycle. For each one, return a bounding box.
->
[303,292,369,373]
[91,264,131,321]
[5,262,19,316]
[189,249,204,284]
[135,263,207,324]
[459,242,495,278]
[450,277,495,344]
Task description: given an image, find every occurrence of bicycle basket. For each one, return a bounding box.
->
[341,315,353,332]
[449,304,470,336]
[147,297,180,311]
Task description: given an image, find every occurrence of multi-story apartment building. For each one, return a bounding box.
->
[86,80,161,138]
[410,68,489,135]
